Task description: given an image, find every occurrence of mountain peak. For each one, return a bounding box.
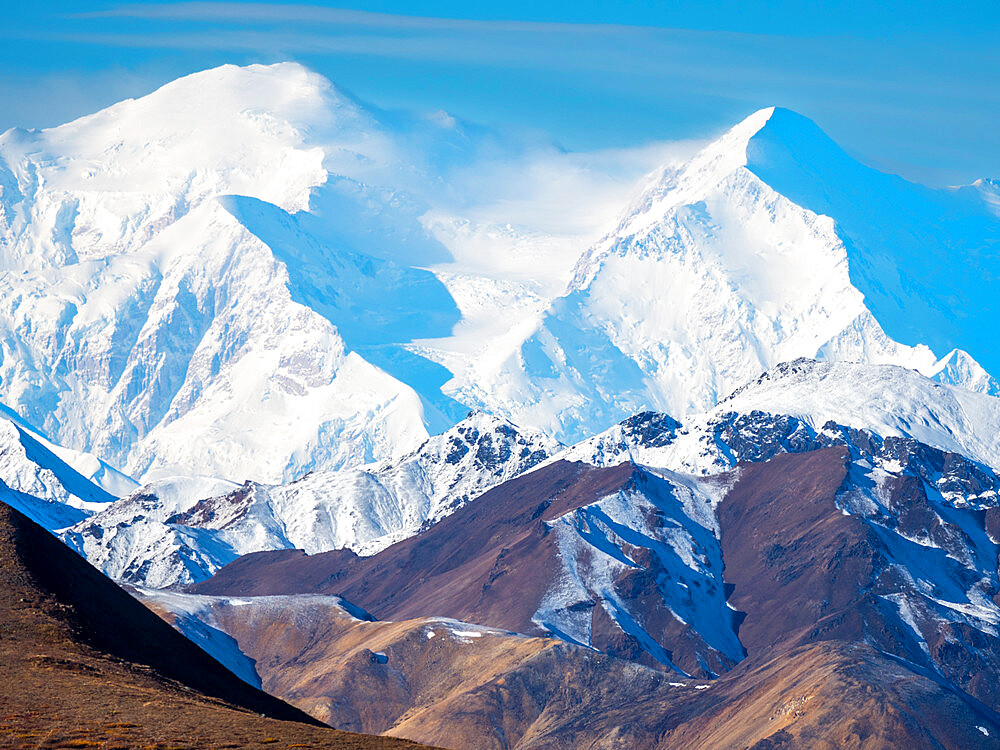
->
[53,62,347,136]
[744,105,859,185]
[19,62,349,215]
[710,106,836,170]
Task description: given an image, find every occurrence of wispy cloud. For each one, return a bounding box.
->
[70,2,653,34]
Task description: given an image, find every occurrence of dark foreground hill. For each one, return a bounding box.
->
[0,500,430,750]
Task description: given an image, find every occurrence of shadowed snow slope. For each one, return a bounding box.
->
[746,108,1000,372]
[0,401,130,531]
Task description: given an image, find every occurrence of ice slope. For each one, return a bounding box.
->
[0,401,136,498]
[64,413,560,588]
[442,107,1000,444]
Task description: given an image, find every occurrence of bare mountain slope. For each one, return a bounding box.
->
[184,419,1000,747]
[0,499,430,749]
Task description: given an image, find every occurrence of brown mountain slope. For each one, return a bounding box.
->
[182,447,1000,748]
[190,461,654,651]
[138,590,697,747]
[0,500,430,750]
[656,641,1000,750]
[142,591,1000,749]
[189,459,746,675]
[718,446,1000,713]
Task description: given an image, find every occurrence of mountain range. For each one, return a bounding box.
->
[1,63,997,485]
[2,62,1000,748]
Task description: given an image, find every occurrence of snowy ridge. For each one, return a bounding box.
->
[172,411,560,558]
[716,359,1000,472]
[559,359,1000,476]
[55,360,1000,589]
[0,403,123,530]
[61,475,243,588]
[64,413,559,587]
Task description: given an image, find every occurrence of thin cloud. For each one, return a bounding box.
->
[71,2,654,35]
[39,24,967,104]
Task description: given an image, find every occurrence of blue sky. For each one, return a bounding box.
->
[2,1,998,185]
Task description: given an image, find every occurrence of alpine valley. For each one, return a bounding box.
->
[2,62,1000,749]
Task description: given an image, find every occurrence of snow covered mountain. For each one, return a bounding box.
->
[0,61,652,485]
[55,358,1000,590]
[190,411,1000,713]
[0,65,997,485]
[0,62,535,484]
[445,107,1000,444]
[63,412,559,588]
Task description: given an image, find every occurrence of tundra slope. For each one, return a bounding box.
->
[0,499,430,749]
